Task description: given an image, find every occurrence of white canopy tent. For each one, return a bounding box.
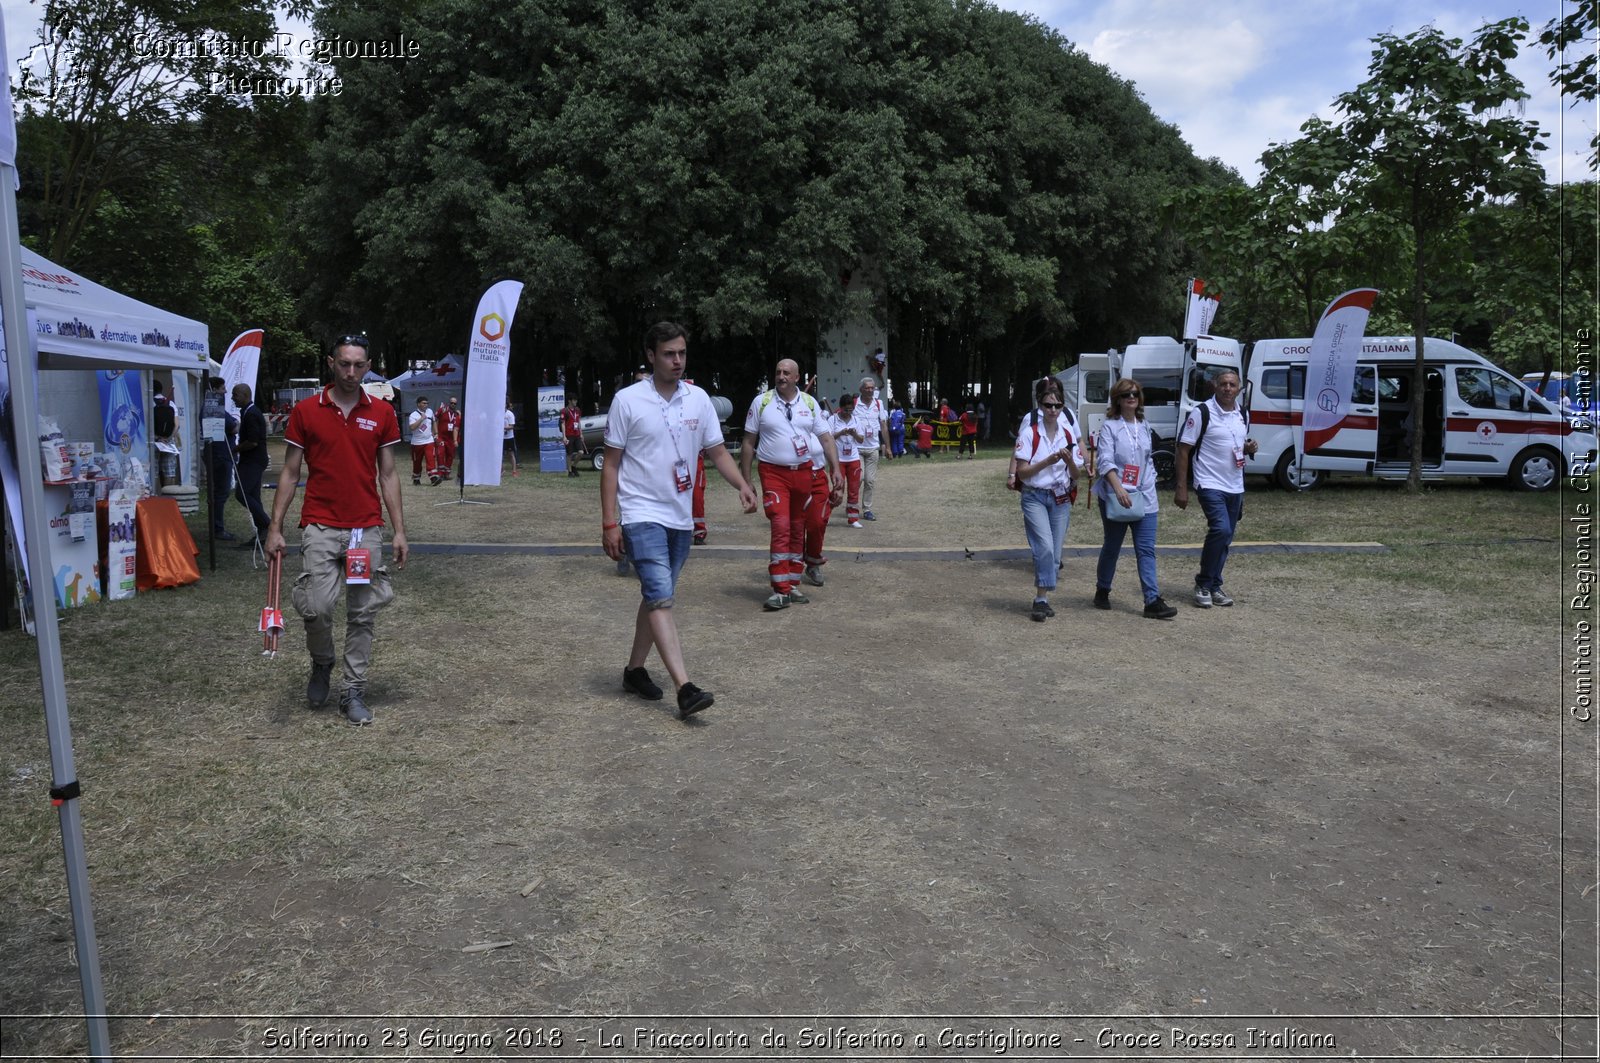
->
[18,247,211,491]
[1,245,210,1062]
[389,355,464,439]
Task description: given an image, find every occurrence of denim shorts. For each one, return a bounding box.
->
[622,522,692,607]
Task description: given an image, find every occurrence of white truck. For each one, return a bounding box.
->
[1244,335,1596,491]
[1059,335,1243,485]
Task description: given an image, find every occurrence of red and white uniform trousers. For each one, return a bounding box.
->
[838,458,863,523]
[759,461,812,594]
[802,465,834,572]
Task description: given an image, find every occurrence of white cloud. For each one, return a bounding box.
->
[1086,19,1264,102]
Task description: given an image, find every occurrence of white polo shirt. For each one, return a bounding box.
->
[408,408,436,445]
[856,394,886,450]
[829,411,862,462]
[744,389,828,467]
[606,378,724,529]
[1013,411,1078,491]
[1178,398,1248,493]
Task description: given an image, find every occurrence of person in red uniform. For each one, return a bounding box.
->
[959,405,979,458]
[740,358,843,611]
[436,396,462,480]
[264,334,408,726]
[560,394,585,478]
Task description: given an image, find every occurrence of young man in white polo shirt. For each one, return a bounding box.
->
[601,322,757,719]
[1174,369,1258,608]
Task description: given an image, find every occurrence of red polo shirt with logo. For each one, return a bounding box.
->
[284,387,401,528]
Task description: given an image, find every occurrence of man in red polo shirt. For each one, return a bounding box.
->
[264,335,409,726]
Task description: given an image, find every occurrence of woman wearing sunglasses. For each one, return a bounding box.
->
[1092,380,1177,619]
[1012,377,1082,622]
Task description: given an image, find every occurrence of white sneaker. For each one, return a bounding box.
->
[1194,587,1213,608]
[1210,587,1234,607]
[763,593,790,611]
[849,520,864,528]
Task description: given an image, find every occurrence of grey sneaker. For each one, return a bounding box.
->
[306,661,334,707]
[340,689,373,726]
[1194,587,1213,608]
[786,588,811,605]
[1210,587,1234,607]
[763,593,790,611]
[803,565,825,587]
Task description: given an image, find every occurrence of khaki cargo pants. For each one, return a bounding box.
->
[290,523,395,691]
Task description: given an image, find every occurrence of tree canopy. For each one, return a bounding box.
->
[293,0,1226,415]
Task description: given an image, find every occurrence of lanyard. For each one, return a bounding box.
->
[657,382,688,463]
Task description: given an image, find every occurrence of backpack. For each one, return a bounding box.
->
[757,389,819,418]
[152,399,175,439]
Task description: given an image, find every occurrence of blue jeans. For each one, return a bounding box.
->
[1196,488,1243,591]
[621,522,691,607]
[1020,487,1071,592]
[1097,502,1160,604]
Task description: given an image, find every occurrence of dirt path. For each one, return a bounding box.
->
[1,453,1592,1059]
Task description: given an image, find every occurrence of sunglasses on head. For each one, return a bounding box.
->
[334,334,369,349]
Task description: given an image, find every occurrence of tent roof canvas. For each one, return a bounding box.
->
[389,354,464,391]
[22,247,210,372]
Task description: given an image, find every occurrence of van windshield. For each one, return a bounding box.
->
[1189,363,1236,403]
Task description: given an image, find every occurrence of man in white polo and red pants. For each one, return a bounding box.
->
[740,358,843,612]
[264,334,408,726]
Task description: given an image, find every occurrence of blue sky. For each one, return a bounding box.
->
[994,0,1593,183]
[2,0,1593,185]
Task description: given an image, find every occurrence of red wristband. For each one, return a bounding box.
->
[603,521,620,531]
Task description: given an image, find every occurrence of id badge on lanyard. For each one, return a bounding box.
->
[792,435,810,460]
[673,459,692,493]
[1121,463,1141,487]
[345,528,372,585]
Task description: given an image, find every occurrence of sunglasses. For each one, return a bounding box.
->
[334,334,369,348]
[1118,393,1141,400]
[1040,401,1064,410]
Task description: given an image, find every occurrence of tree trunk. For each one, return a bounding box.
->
[1407,228,1427,493]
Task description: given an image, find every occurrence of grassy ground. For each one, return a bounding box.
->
[0,450,1591,1058]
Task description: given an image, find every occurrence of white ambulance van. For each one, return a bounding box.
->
[1244,336,1595,491]
[1060,336,1244,485]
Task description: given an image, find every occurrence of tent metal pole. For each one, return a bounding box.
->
[0,174,114,1055]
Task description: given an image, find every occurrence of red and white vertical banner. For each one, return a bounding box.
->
[462,279,525,486]
[1182,278,1220,340]
[1301,288,1380,453]
[220,328,264,419]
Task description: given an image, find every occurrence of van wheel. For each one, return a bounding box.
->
[1508,447,1558,492]
[1152,446,1176,488]
[591,450,605,472]
[1274,449,1320,491]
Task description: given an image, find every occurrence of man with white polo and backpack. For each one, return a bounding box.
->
[1174,369,1257,608]
[741,358,845,611]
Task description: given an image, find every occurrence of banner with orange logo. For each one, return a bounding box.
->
[462,279,524,485]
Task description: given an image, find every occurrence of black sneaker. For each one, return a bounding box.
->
[677,683,714,719]
[1093,588,1111,610]
[306,661,334,707]
[1030,599,1049,622]
[623,666,664,701]
[1144,597,1178,620]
